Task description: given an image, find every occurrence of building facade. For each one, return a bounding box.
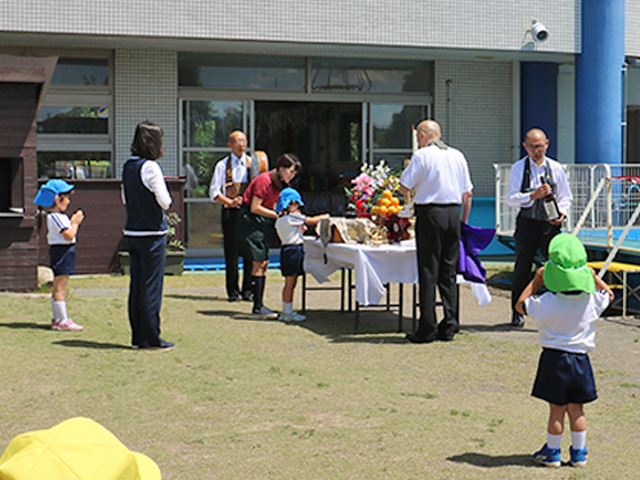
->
[0,0,636,256]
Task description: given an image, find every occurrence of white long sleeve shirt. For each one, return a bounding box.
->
[506,156,572,215]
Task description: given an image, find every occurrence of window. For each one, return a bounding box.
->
[312,59,433,94]
[37,56,112,179]
[370,104,427,170]
[179,54,305,91]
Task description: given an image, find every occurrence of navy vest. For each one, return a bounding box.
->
[122,157,167,233]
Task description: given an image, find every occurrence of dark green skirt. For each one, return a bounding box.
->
[238,205,270,262]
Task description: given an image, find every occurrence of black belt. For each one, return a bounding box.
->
[415,203,459,208]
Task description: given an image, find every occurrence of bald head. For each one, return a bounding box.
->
[523,128,549,163]
[228,130,247,157]
[416,120,441,148]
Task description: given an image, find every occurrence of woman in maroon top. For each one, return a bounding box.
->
[240,153,301,318]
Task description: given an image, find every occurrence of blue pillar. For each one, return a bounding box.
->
[575,0,625,164]
[521,62,558,158]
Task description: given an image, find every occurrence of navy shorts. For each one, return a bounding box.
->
[532,348,597,406]
[280,244,304,277]
[49,244,76,276]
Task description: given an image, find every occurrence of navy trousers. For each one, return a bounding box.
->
[127,235,166,347]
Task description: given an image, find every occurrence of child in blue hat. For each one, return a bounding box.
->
[34,179,85,331]
[274,188,329,322]
[516,233,613,468]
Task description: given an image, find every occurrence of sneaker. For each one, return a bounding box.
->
[252,306,278,319]
[52,318,84,332]
[533,444,561,468]
[280,311,306,322]
[569,446,588,467]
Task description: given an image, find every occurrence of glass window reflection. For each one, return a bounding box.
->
[372,104,425,149]
[179,54,305,91]
[184,101,243,147]
[51,58,109,86]
[37,152,112,179]
[37,106,109,134]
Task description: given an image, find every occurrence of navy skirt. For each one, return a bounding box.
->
[532,348,597,406]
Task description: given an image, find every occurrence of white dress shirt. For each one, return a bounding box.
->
[506,156,572,215]
[209,153,250,202]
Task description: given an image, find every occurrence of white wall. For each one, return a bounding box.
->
[0,0,579,54]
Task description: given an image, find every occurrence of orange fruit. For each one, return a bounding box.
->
[382,190,393,200]
[390,197,400,207]
[380,198,391,207]
[378,206,388,216]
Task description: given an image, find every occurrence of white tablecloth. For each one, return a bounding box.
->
[303,237,418,306]
[303,237,492,307]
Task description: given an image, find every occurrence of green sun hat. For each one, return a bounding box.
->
[543,233,595,293]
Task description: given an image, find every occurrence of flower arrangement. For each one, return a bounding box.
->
[345,160,411,243]
[345,160,402,217]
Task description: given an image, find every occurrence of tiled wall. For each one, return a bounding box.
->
[434,60,514,197]
[114,49,178,176]
[0,0,579,54]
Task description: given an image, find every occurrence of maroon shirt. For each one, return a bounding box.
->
[242,171,281,211]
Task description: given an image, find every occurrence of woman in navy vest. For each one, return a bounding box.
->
[122,121,174,349]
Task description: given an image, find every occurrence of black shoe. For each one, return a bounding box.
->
[511,312,524,327]
[405,333,435,344]
[159,340,174,349]
[241,291,254,302]
[228,293,241,302]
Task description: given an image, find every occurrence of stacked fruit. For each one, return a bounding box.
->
[371,190,401,217]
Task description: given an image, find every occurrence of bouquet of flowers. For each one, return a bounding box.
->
[345,160,401,217]
[345,160,411,243]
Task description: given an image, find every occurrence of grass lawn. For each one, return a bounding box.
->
[1,271,639,479]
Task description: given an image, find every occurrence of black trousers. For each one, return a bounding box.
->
[511,215,561,312]
[414,204,460,340]
[127,235,166,347]
[222,207,252,298]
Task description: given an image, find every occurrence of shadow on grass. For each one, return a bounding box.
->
[297,310,410,344]
[52,339,131,350]
[165,293,225,302]
[448,452,535,468]
[460,323,537,333]
[0,322,51,330]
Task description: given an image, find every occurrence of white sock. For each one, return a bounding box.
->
[283,302,293,314]
[547,433,562,450]
[52,301,68,322]
[571,430,587,449]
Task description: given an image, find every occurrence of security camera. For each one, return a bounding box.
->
[531,20,549,42]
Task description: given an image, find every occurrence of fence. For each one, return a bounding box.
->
[494,164,640,252]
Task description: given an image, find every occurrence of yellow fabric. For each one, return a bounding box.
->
[0,418,160,480]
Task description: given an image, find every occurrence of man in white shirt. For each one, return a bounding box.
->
[506,128,572,327]
[209,130,253,302]
[400,119,473,343]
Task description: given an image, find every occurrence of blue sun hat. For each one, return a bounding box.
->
[34,179,75,208]
[543,233,595,293]
[276,187,304,214]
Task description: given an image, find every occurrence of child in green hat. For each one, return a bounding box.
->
[516,233,613,468]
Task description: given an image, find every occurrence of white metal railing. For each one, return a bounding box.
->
[493,163,640,239]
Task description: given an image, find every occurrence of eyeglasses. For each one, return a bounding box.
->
[525,143,547,149]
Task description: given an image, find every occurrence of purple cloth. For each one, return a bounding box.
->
[458,222,496,284]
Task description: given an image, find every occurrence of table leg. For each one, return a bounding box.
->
[302,273,307,313]
[398,283,404,332]
[355,301,360,334]
[340,268,345,312]
[623,271,628,318]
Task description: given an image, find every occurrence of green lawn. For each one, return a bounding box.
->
[1,272,639,479]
